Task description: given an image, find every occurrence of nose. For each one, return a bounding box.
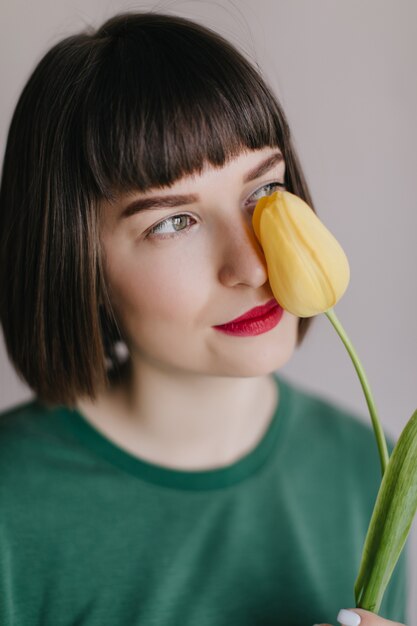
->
[217,218,269,288]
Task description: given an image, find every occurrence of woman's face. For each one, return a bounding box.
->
[100,147,299,378]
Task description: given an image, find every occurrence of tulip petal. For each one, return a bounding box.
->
[253,191,350,316]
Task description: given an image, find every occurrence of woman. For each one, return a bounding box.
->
[0,12,407,626]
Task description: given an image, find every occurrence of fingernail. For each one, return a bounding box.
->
[337,609,361,626]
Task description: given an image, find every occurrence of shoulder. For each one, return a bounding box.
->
[278,373,396,449]
[276,378,408,622]
[0,399,77,476]
[276,375,394,492]
[0,399,45,444]
[0,398,59,440]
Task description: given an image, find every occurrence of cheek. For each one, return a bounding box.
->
[266,311,299,369]
[104,240,211,327]
[284,312,300,349]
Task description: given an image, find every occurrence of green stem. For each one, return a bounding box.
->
[325,307,389,477]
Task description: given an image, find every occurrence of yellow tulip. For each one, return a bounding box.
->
[252,191,417,616]
[252,190,350,317]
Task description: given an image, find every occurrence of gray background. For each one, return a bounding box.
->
[1,0,416,622]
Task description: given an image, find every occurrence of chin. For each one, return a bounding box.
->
[210,338,297,378]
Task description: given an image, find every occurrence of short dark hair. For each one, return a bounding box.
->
[0,12,315,406]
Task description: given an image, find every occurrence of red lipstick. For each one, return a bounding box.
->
[213,299,284,337]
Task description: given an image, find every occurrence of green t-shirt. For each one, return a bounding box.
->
[0,375,408,626]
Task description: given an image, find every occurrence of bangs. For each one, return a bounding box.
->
[79,14,289,199]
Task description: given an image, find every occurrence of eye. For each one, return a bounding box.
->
[147,214,196,239]
[246,181,286,206]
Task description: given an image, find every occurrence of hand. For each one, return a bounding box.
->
[315,608,405,626]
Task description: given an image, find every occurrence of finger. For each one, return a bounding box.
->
[339,608,404,626]
[314,608,404,626]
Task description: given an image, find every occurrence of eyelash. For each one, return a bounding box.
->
[146,181,286,240]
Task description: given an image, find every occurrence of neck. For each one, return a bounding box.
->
[77,359,279,470]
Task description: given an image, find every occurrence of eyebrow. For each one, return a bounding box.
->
[119,150,283,219]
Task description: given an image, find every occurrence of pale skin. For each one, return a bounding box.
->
[318,608,405,626]
[76,147,405,626]
[77,146,299,468]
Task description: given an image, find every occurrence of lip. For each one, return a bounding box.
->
[223,299,280,324]
[213,299,284,337]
